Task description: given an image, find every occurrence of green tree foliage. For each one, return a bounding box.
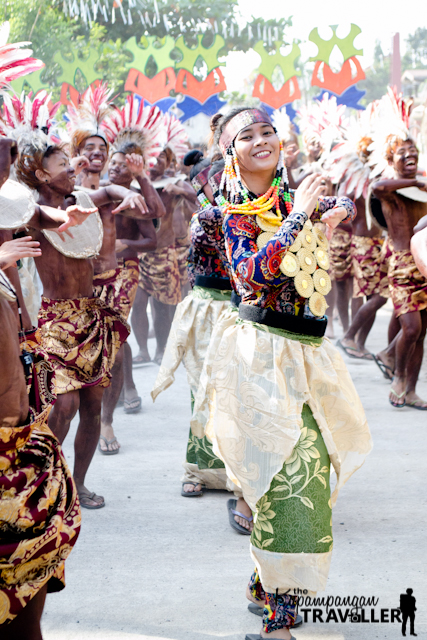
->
[358,41,391,105]
[403,28,427,68]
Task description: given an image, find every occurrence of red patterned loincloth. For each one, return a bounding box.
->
[0,359,81,625]
[37,296,129,394]
[377,235,393,298]
[175,238,190,288]
[351,235,387,298]
[329,228,353,281]
[138,245,182,305]
[93,258,139,322]
[388,249,427,317]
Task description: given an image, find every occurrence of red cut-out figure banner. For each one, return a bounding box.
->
[175,68,226,103]
[311,57,365,96]
[252,75,301,109]
[124,67,176,103]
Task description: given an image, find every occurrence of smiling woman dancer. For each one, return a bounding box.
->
[204,108,372,640]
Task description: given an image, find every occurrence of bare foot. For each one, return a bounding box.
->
[182,482,203,494]
[77,484,105,509]
[246,585,263,607]
[99,423,120,452]
[132,350,151,366]
[234,497,253,532]
[389,377,406,408]
[405,392,427,410]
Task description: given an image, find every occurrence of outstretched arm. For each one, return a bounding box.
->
[373,178,427,196]
[89,184,149,217]
[116,219,157,255]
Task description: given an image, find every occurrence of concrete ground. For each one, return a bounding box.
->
[42,302,427,640]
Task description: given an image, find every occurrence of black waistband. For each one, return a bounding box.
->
[238,304,327,338]
[195,275,232,291]
[230,291,241,307]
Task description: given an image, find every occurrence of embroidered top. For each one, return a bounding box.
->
[220,193,356,316]
[186,211,229,287]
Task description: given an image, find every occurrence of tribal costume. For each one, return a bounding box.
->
[388,249,427,317]
[202,108,371,624]
[175,235,190,289]
[37,296,129,395]
[351,235,388,298]
[138,245,181,306]
[93,257,139,322]
[0,282,81,625]
[152,212,233,490]
[329,228,353,281]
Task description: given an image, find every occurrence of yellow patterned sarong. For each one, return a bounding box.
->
[351,235,387,298]
[93,258,139,322]
[388,249,427,317]
[329,228,353,281]
[138,245,181,305]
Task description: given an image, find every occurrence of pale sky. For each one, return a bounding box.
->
[223,0,423,91]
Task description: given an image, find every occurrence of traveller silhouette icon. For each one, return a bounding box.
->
[399,588,417,636]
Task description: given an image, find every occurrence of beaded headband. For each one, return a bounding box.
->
[191,166,211,195]
[219,109,273,154]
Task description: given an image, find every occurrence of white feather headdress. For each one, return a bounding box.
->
[368,88,413,179]
[67,82,113,155]
[272,108,294,144]
[103,96,164,167]
[298,93,348,152]
[0,21,44,89]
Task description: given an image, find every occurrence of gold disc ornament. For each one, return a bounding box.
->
[256,215,280,233]
[297,248,317,274]
[280,252,300,277]
[289,235,302,253]
[313,227,329,250]
[294,271,314,298]
[300,228,316,250]
[309,292,327,317]
[314,247,330,270]
[313,269,332,295]
[256,232,275,250]
[304,219,313,230]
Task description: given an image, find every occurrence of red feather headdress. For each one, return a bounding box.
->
[0,21,44,88]
[67,82,113,156]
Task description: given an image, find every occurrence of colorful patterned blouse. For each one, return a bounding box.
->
[217,193,356,316]
[186,211,229,287]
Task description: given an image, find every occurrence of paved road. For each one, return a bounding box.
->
[43,301,427,640]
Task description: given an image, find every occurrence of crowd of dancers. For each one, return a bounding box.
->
[0,22,426,640]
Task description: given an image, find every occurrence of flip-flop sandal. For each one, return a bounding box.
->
[373,356,394,381]
[336,339,362,359]
[389,387,406,408]
[227,498,253,535]
[181,482,204,497]
[78,491,105,510]
[245,635,296,640]
[124,396,142,414]
[132,354,151,367]
[98,435,120,455]
[406,401,427,411]
[248,603,303,627]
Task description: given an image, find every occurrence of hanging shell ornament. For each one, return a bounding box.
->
[301,228,316,250]
[314,247,330,270]
[294,271,315,298]
[289,235,302,253]
[309,291,328,317]
[297,248,317,274]
[280,252,300,277]
[256,231,275,250]
[256,215,279,233]
[313,269,332,295]
[313,227,329,250]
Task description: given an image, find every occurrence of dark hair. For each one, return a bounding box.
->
[183,149,204,166]
[208,159,224,180]
[16,143,67,191]
[114,141,143,157]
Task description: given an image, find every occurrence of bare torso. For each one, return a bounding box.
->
[93,202,118,274]
[376,193,427,251]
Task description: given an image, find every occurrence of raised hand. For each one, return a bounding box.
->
[0,236,42,270]
[70,156,90,175]
[292,174,327,218]
[126,153,145,177]
[321,206,349,239]
[111,192,148,215]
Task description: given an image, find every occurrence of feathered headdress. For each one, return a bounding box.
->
[103,96,164,167]
[162,112,189,161]
[325,101,379,199]
[0,21,44,88]
[0,90,60,141]
[67,82,113,156]
[272,108,295,145]
[368,87,413,178]
[297,93,348,152]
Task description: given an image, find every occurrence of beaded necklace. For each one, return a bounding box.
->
[221,141,292,226]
